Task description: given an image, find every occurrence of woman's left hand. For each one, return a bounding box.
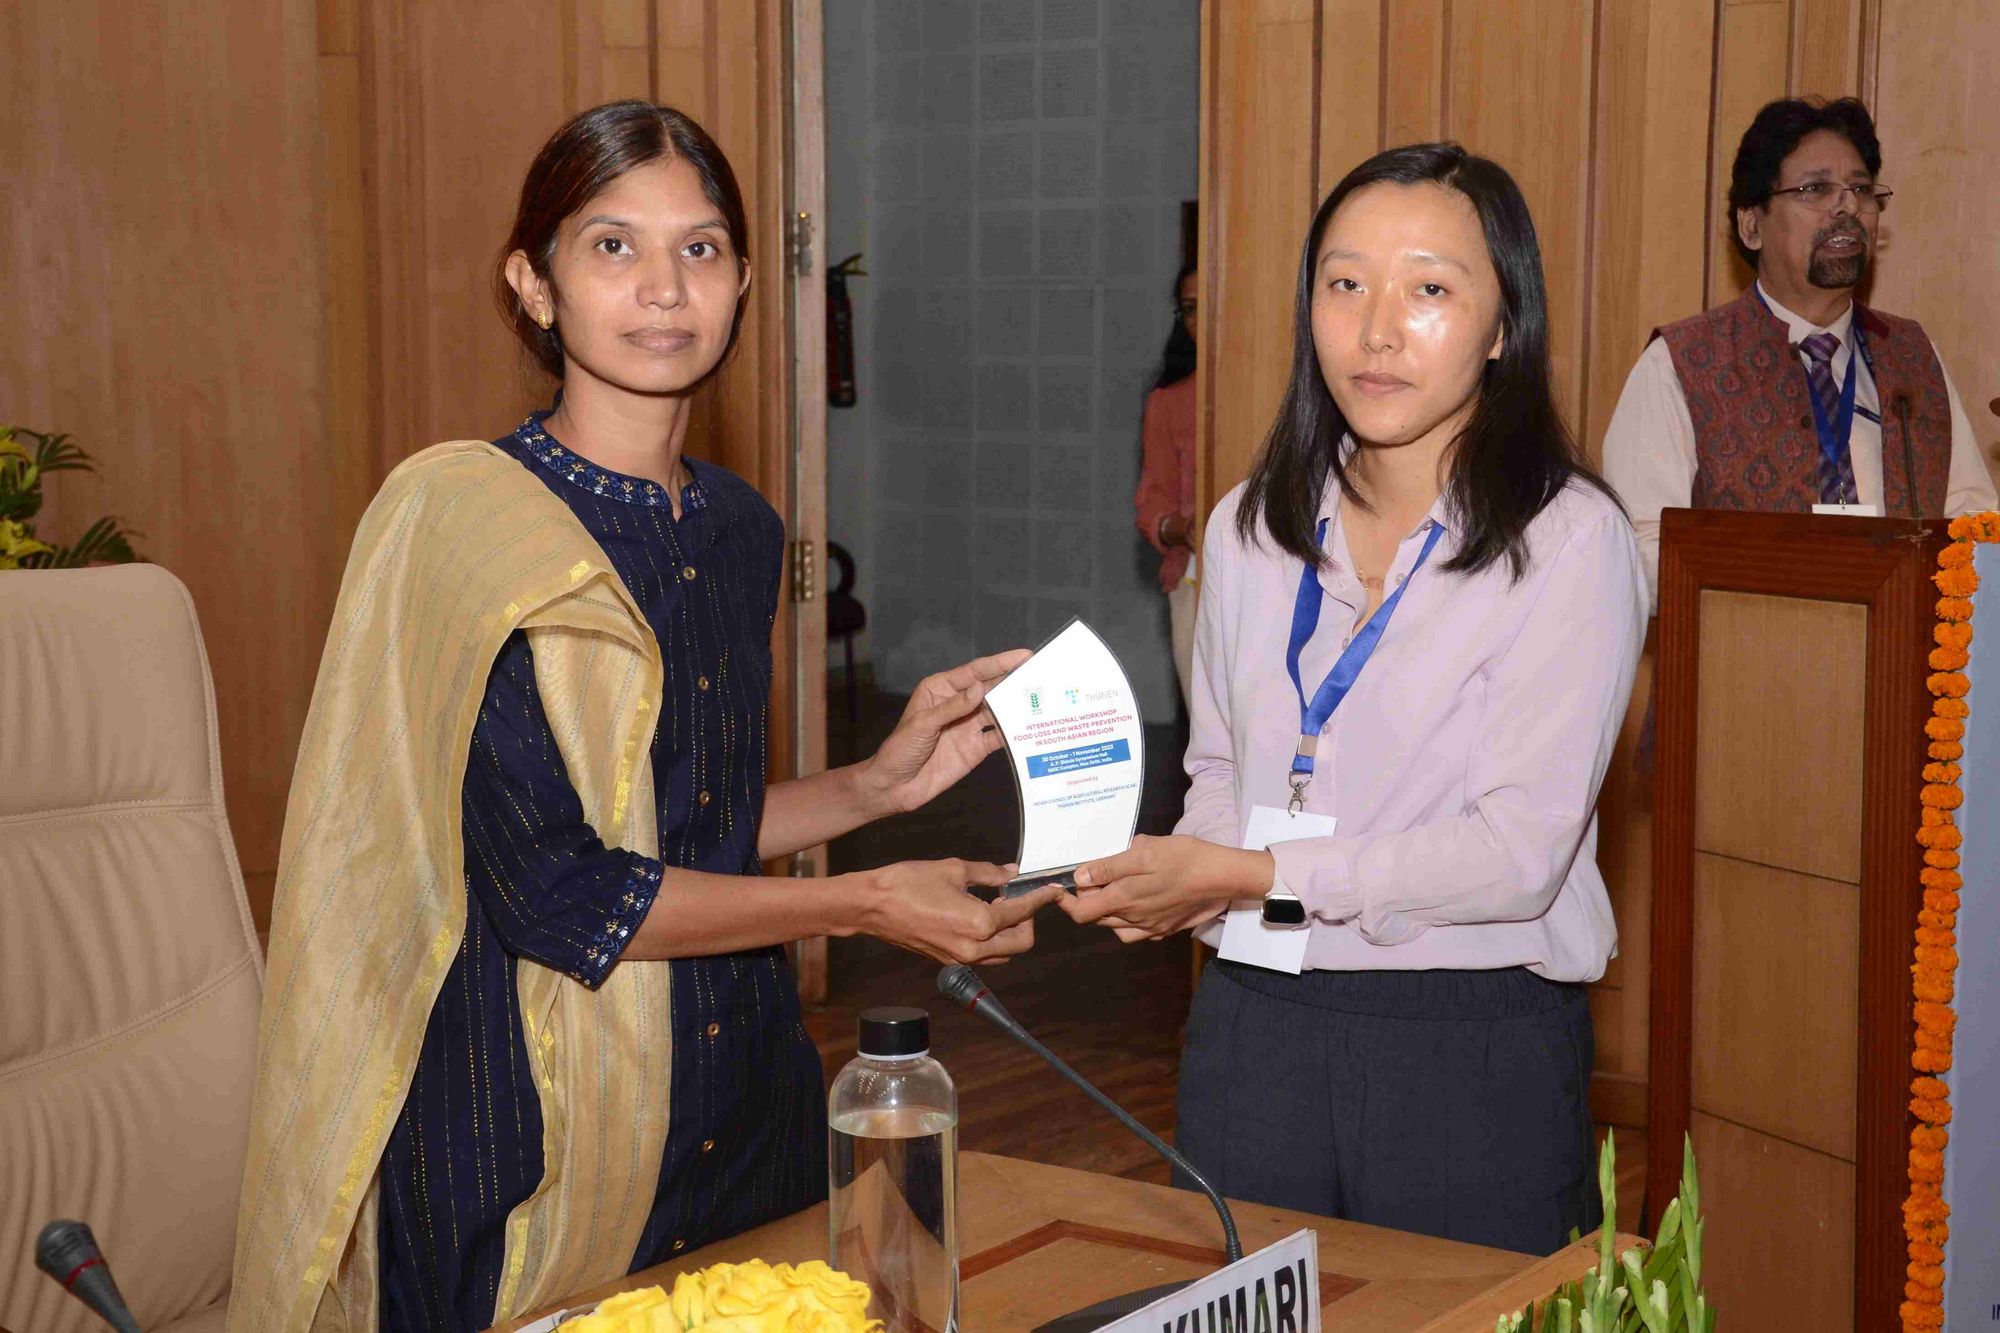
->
[859,649,1030,816]
[1059,835,1271,942]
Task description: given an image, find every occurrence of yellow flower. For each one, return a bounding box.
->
[0,518,52,569]
[565,1286,679,1333]
[574,1262,881,1333]
[782,1307,875,1333]
[707,1260,794,1317]
[775,1262,874,1320]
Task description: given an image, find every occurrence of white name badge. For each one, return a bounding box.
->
[1095,1227,1322,1333]
[1216,805,1337,974]
[1812,502,1885,517]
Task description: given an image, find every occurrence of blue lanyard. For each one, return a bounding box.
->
[1754,287,1868,492]
[1284,517,1444,809]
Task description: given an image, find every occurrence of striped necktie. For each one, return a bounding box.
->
[1800,331,1858,504]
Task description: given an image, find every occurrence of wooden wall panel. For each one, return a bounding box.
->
[1379,0,1446,148]
[1706,2,1792,308]
[1869,0,2000,481]
[1791,0,1868,97]
[655,0,712,114]
[1196,0,1320,511]
[321,6,376,554]
[0,0,332,928]
[599,0,654,103]
[362,2,574,462]
[1583,0,1715,463]
[1444,0,1596,426]
[1315,1,1381,201]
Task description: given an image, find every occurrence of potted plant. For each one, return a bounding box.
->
[1497,1134,1716,1332]
[0,425,141,569]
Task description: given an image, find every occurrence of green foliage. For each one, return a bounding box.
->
[0,425,142,569]
[1494,1133,1715,1333]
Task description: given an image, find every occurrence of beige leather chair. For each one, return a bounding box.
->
[1,566,263,1333]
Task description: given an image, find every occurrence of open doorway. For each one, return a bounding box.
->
[806,0,1203,1181]
[820,0,1201,742]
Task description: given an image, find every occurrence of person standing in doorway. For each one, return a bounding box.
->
[1135,262,1200,712]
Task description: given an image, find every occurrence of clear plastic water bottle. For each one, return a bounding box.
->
[828,1005,959,1333]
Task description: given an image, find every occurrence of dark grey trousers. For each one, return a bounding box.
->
[1174,959,1600,1257]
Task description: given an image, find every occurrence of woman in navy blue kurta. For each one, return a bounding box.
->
[363,101,1058,1333]
[377,415,824,1331]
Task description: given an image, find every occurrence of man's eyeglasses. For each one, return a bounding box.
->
[1768,181,1894,214]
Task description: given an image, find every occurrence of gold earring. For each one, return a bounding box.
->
[535,310,553,330]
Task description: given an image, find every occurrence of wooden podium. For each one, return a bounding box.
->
[1647,508,1946,1331]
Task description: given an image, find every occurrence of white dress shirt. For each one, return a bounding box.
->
[1600,282,1998,610]
[1184,474,1648,983]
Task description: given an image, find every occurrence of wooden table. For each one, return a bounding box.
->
[495,1152,1631,1331]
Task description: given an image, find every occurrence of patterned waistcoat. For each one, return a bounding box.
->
[1654,287,1951,516]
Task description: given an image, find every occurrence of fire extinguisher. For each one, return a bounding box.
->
[827,253,865,408]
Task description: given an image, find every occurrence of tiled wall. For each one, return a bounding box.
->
[825,0,1199,721]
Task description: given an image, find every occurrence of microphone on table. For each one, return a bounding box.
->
[937,965,1243,1332]
[35,1220,143,1333]
[1892,390,1919,518]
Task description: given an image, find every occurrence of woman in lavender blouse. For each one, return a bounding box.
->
[1063,144,1648,1254]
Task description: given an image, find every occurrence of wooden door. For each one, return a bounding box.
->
[785,0,832,1001]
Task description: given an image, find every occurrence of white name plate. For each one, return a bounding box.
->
[1098,1228,1321,1333]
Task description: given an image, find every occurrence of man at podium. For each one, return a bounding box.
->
[1602,95,1996,609]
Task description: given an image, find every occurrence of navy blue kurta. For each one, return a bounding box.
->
[377,414,826,1333]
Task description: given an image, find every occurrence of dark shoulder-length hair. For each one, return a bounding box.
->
[1155,261,1197,389]
[1235,141,1615,580]
[494,100,750,379]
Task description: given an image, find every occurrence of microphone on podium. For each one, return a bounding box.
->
[1891,390,1919,519]
[35,1220,143,1333]
[937,965,1243,1331]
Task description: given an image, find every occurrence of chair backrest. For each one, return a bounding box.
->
[0,565,263,1333]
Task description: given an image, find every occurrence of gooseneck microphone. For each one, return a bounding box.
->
[35,1220,143,1333]
[1892,390,1919,518]
[937,964,1242,1264]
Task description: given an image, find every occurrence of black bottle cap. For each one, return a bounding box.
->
[858,1006,930,1057]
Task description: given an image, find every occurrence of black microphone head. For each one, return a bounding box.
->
[35,1220,100,1281]
[936,964,984,1009]
[36,1219,141,1333]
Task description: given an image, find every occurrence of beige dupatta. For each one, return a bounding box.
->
[229,442,678,1332]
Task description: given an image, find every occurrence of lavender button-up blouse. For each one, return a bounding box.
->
[1186,473,1647,983]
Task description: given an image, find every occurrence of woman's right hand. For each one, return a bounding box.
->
[853,860,1063,966]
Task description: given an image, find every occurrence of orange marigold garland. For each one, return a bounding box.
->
[1902,513,1997,1331]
